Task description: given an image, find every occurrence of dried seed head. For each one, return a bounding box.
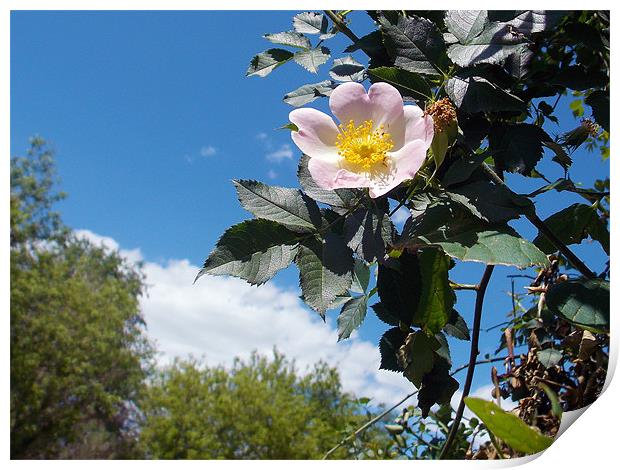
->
[425,98,457,133]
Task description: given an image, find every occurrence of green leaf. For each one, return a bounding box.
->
[446,15,531,68]
[446,180,533,223]
[546,278,609,332]
[585,90,610,132]
[293,47,330,73]
[297,155,362,212]
[377,253,421,326]
[367,67,432,101]
[198,219,299,285]
[283,80,336,107]
[379,14,447,76]
[441,153,488,187]
[412,248,454,334]
[263,31,311,50]
[337,295,368,341]
[488,123,550,175]
[292,11,328,35]
[343,201,394,263]
[371,302,399,326]
[399,201,549,268]
[234,180,322,233]
[443,309,470,341]
[344,30,386,57]
[533,203,609,255]
[464,397,554,454]
[446,74,526,113]
[536,348,563,368]
[296,234,353,317]
[246,49,294,77]
[379,327,409,372]
[417,358,459,418]
[350,258,370,294]
[329,56,365,82]
[445,10,488,43]
[399,331,437,387]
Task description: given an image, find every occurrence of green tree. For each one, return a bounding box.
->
[139,351,391,459]
[10,138,155,458]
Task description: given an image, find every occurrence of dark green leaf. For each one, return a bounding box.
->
[344,202,394,263]
[371,302,399,326]
[379,14,447,76]
[488,123,550,174]
[350,258,370,294]
[441,153,488,187]
[283,80,337,107]
[296,233,353,317]
[446,180,533,223]
[264,31,311,49]
[198,219,299,285]
[293,47,330,73]
[329,56,365,82]
[446,74,525,113]
[412,248,454,334]
[443,309,470,341]
[533,203,609,255]
[585,90,609,132]
[337,295,368,341]
[247,49,294,77]
[418,358,459,418]
[379,327,409,372]
[297,155,362,212]
[234,180,322,233]
[464,397,553,454]
[536,348,563,368]
[377,252,421,326]
[399,201,549,268]
[344,30,386,58]
[445,10,488,43]
[368,67,432,101]
[546,278,609,332]
[399,331,437,387]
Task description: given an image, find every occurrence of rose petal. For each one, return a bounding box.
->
[328,82,371,125]
[367,82,405,127]
[289,108,340,161]
[403,105,434,147]
[308,157,373,190]
[367,140,427,198]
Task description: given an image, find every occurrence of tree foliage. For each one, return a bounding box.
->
[139,351,390,459]
[10,138,155,459]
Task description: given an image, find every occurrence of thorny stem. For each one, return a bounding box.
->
[481,163,596,280]
[324,10,359,43]
[439,265,495,460]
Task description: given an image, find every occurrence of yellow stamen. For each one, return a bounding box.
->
[335,120,394,170]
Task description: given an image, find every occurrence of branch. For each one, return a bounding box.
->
[322,390,419,459]
[324,10,359,43]
[481,163,596,279]
[439,265,495,460]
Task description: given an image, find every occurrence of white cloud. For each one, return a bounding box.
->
[74,229,143,265]
[200,145,217,157]
[265,144,293,163]
[267,169,278,179]
[74,229,414,406]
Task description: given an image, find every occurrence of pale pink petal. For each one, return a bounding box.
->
[367,82,405,127]
[367,140,428,198]
[289,108,340,161]
[308,157,374,190]
[328,82,371,125]
[403,105,434,147]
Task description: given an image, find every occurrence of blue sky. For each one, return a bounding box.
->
[11,10,609,404]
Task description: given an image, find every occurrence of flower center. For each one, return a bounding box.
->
[335,120,394,170]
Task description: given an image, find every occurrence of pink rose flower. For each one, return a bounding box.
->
[289,82,434,198]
